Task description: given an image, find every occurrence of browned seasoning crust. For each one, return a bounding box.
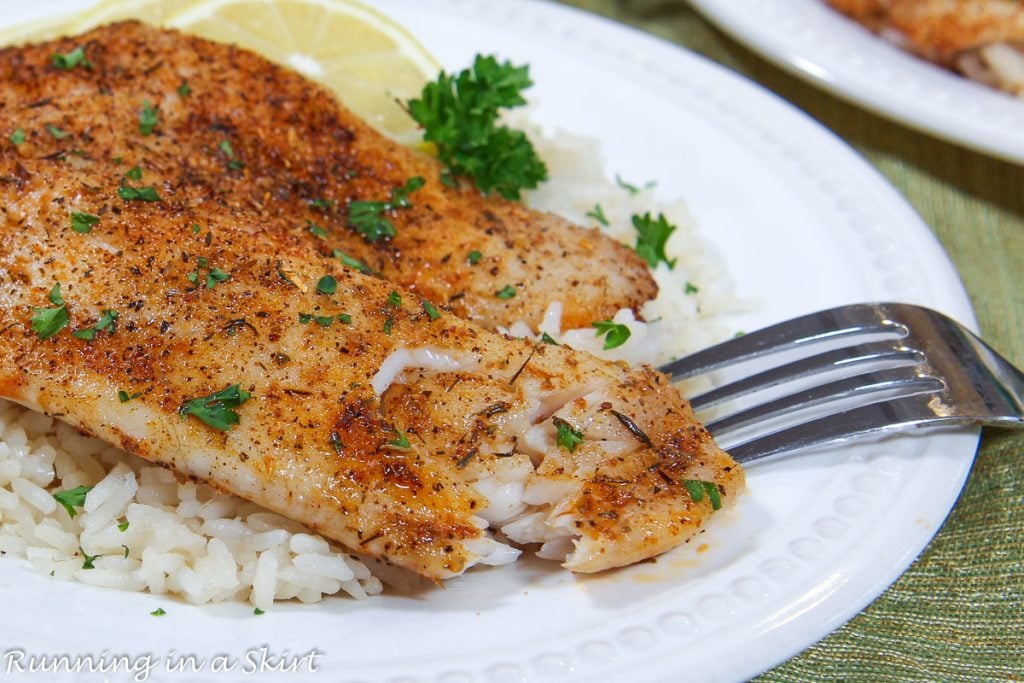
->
[828,0,1024,61]
[0,21,656,332]
[0,22,741,579]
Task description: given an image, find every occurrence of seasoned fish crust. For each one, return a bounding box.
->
[830,0,1024,56]
[0,24,741,579]
[828,0,1024,93]
[0,21,657,332]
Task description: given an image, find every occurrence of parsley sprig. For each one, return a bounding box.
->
[53,485,92,518]
[118,186,160,202]
[347,176,425,242]
[30,282,69,340]
[187,257,230,289]
[51,46,90,70]
[632,212,677,269]
[552,417,584,453]
[332,250,376,276]
[73,310,118,341]
[70,211,100,233]
[179,384,251,431]
[591,320,631,350]
[684,479,723,510]
[139,100,159,136]
[407,55,548,200]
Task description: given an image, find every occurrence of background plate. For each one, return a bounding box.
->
[0,1,979,681]
[689,0,1024,165]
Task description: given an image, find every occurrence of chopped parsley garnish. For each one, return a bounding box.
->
[684,479,722,510]
[125,165,143,180]
[53,485,92,518]
[407,55,547,200]
[591,320,631,350]
[387,290,401,308]
[383,317,394,335]
[422,299,440,320]
[685,282,699,294]
[552,417,583,452]
[347,201,393,241]
[389,428,410,449]
[118,520,130,532]
[70,211,100,234]
[219,140,244,170]
[51,46,90,70]
[254,608,265,616]
[9,128,25,146]
[347,176,425,242]
[615,174,655,195]
[46,124,72,140]
[138,100,159,136]
[540,331,559,345]
[585,203,609,226]
[179,384,252,432]
[30,282,69,339]
[632,212,677,269]
[177,80,191,97]
[298,313,340,327]
[150,608,166,617]
[122,545,130,558]
[338,313,352,324]
[186,257,230,289]
[118,186,160,202]
[316,275,337,296]
[388,175,425,209]
[191,223,201,234]
[118,390,140,403]
[308,221,328,239]
[79,546,99,570]
[333,250,374,275]
[467,250,483,265]
[73,309,119,340]
[495,284,516,299]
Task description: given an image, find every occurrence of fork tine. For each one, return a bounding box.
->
[661,302,1024,462]
[704,366,945,437]
[662,303,905,380]
[690,339,923,410]
[725,394,971,464]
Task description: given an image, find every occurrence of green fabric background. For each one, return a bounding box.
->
[555,1,1024,679]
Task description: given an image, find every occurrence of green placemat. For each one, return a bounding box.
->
[556,0,1024,680]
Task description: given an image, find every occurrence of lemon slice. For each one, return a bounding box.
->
[166,0,439,143]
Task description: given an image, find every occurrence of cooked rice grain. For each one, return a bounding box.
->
[0,403,383,608]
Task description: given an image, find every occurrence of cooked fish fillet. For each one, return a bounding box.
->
[0,24,742,579]
[0,21,656,333]
[829,0,1024,94]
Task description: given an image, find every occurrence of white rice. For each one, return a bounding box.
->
[0,405,382,609]
[0,121,739,607]
[518,116,741,367]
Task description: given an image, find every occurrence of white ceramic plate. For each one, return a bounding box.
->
[0,1,979,682]
[689,0,1024,165]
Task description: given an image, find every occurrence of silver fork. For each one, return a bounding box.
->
[659,302,1024,464]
